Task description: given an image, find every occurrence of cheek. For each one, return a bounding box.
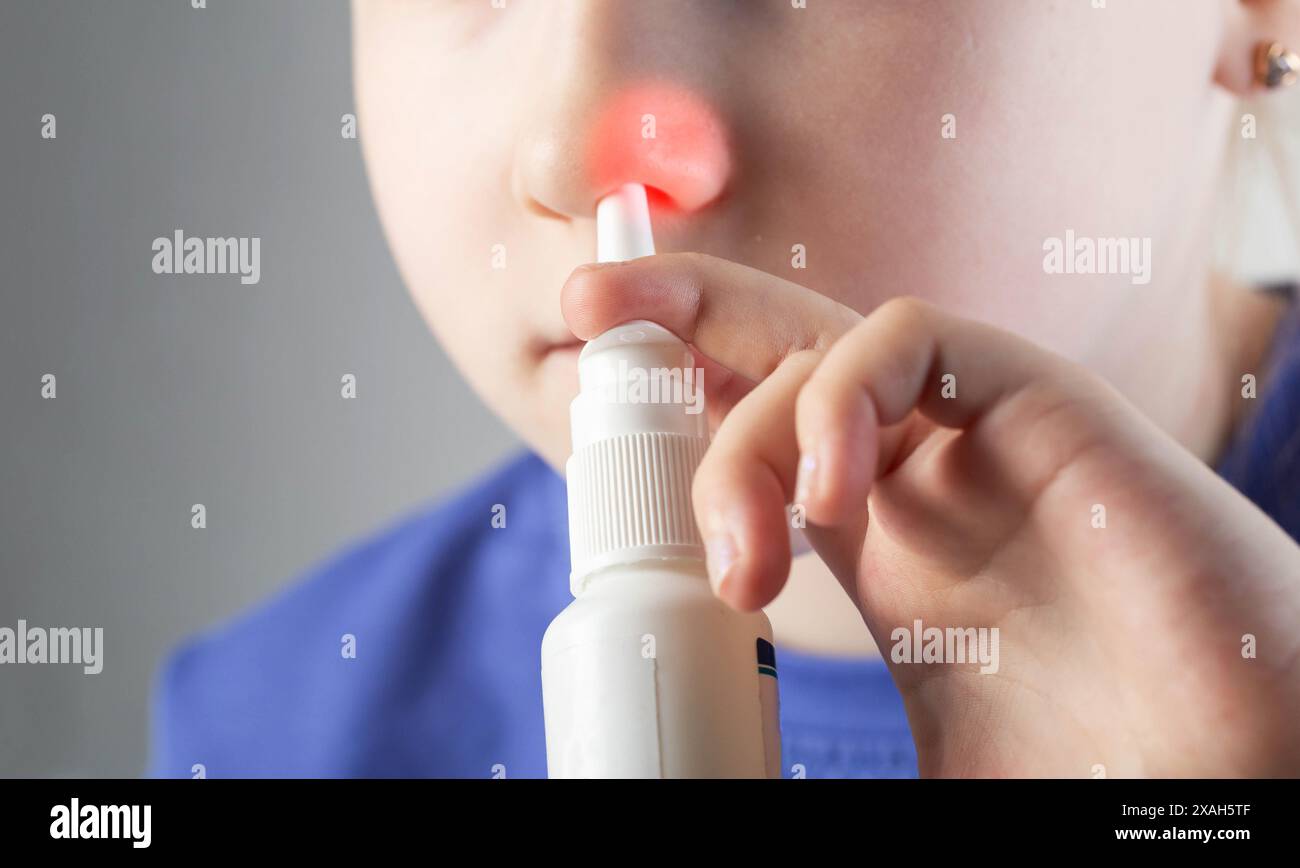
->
[357,67,516,327]
[769,1,1216,334]
[353,5,539,303]
[354,43,572,450]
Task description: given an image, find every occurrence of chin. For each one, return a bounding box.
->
[515,417,569,473]
[492,373,576,475]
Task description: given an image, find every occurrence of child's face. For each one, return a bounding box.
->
[352,0,1231,469]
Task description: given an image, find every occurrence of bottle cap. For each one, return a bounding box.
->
[565,185,709,593]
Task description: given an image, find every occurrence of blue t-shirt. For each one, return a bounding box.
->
[150,299,1300,778]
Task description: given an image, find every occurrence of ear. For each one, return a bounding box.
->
[1215,0,1300,95]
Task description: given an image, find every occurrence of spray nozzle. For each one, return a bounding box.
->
[596,183,656,263]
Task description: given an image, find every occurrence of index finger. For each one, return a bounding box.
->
[561,252,861,383]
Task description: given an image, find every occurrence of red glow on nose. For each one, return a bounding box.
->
[587,82,731,213]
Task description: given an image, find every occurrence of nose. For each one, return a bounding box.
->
[515,78,732,219]
[588,82,732,213]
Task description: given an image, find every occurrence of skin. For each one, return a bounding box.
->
[353,0,1300,775]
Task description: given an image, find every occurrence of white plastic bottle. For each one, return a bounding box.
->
[540,184,782,778]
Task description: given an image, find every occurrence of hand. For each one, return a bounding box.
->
[562,252,1300,777]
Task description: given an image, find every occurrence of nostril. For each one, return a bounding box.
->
[642,185,674,212]
[586,80,732,214]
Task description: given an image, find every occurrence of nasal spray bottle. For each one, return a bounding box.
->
[541,183,782,778]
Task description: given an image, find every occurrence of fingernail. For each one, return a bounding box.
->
[704,534,739,598]
[793,450,819,506]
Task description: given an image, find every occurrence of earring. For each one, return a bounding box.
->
[1256,41,1299,89]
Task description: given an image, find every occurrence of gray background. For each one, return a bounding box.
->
[0,0,516,776]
